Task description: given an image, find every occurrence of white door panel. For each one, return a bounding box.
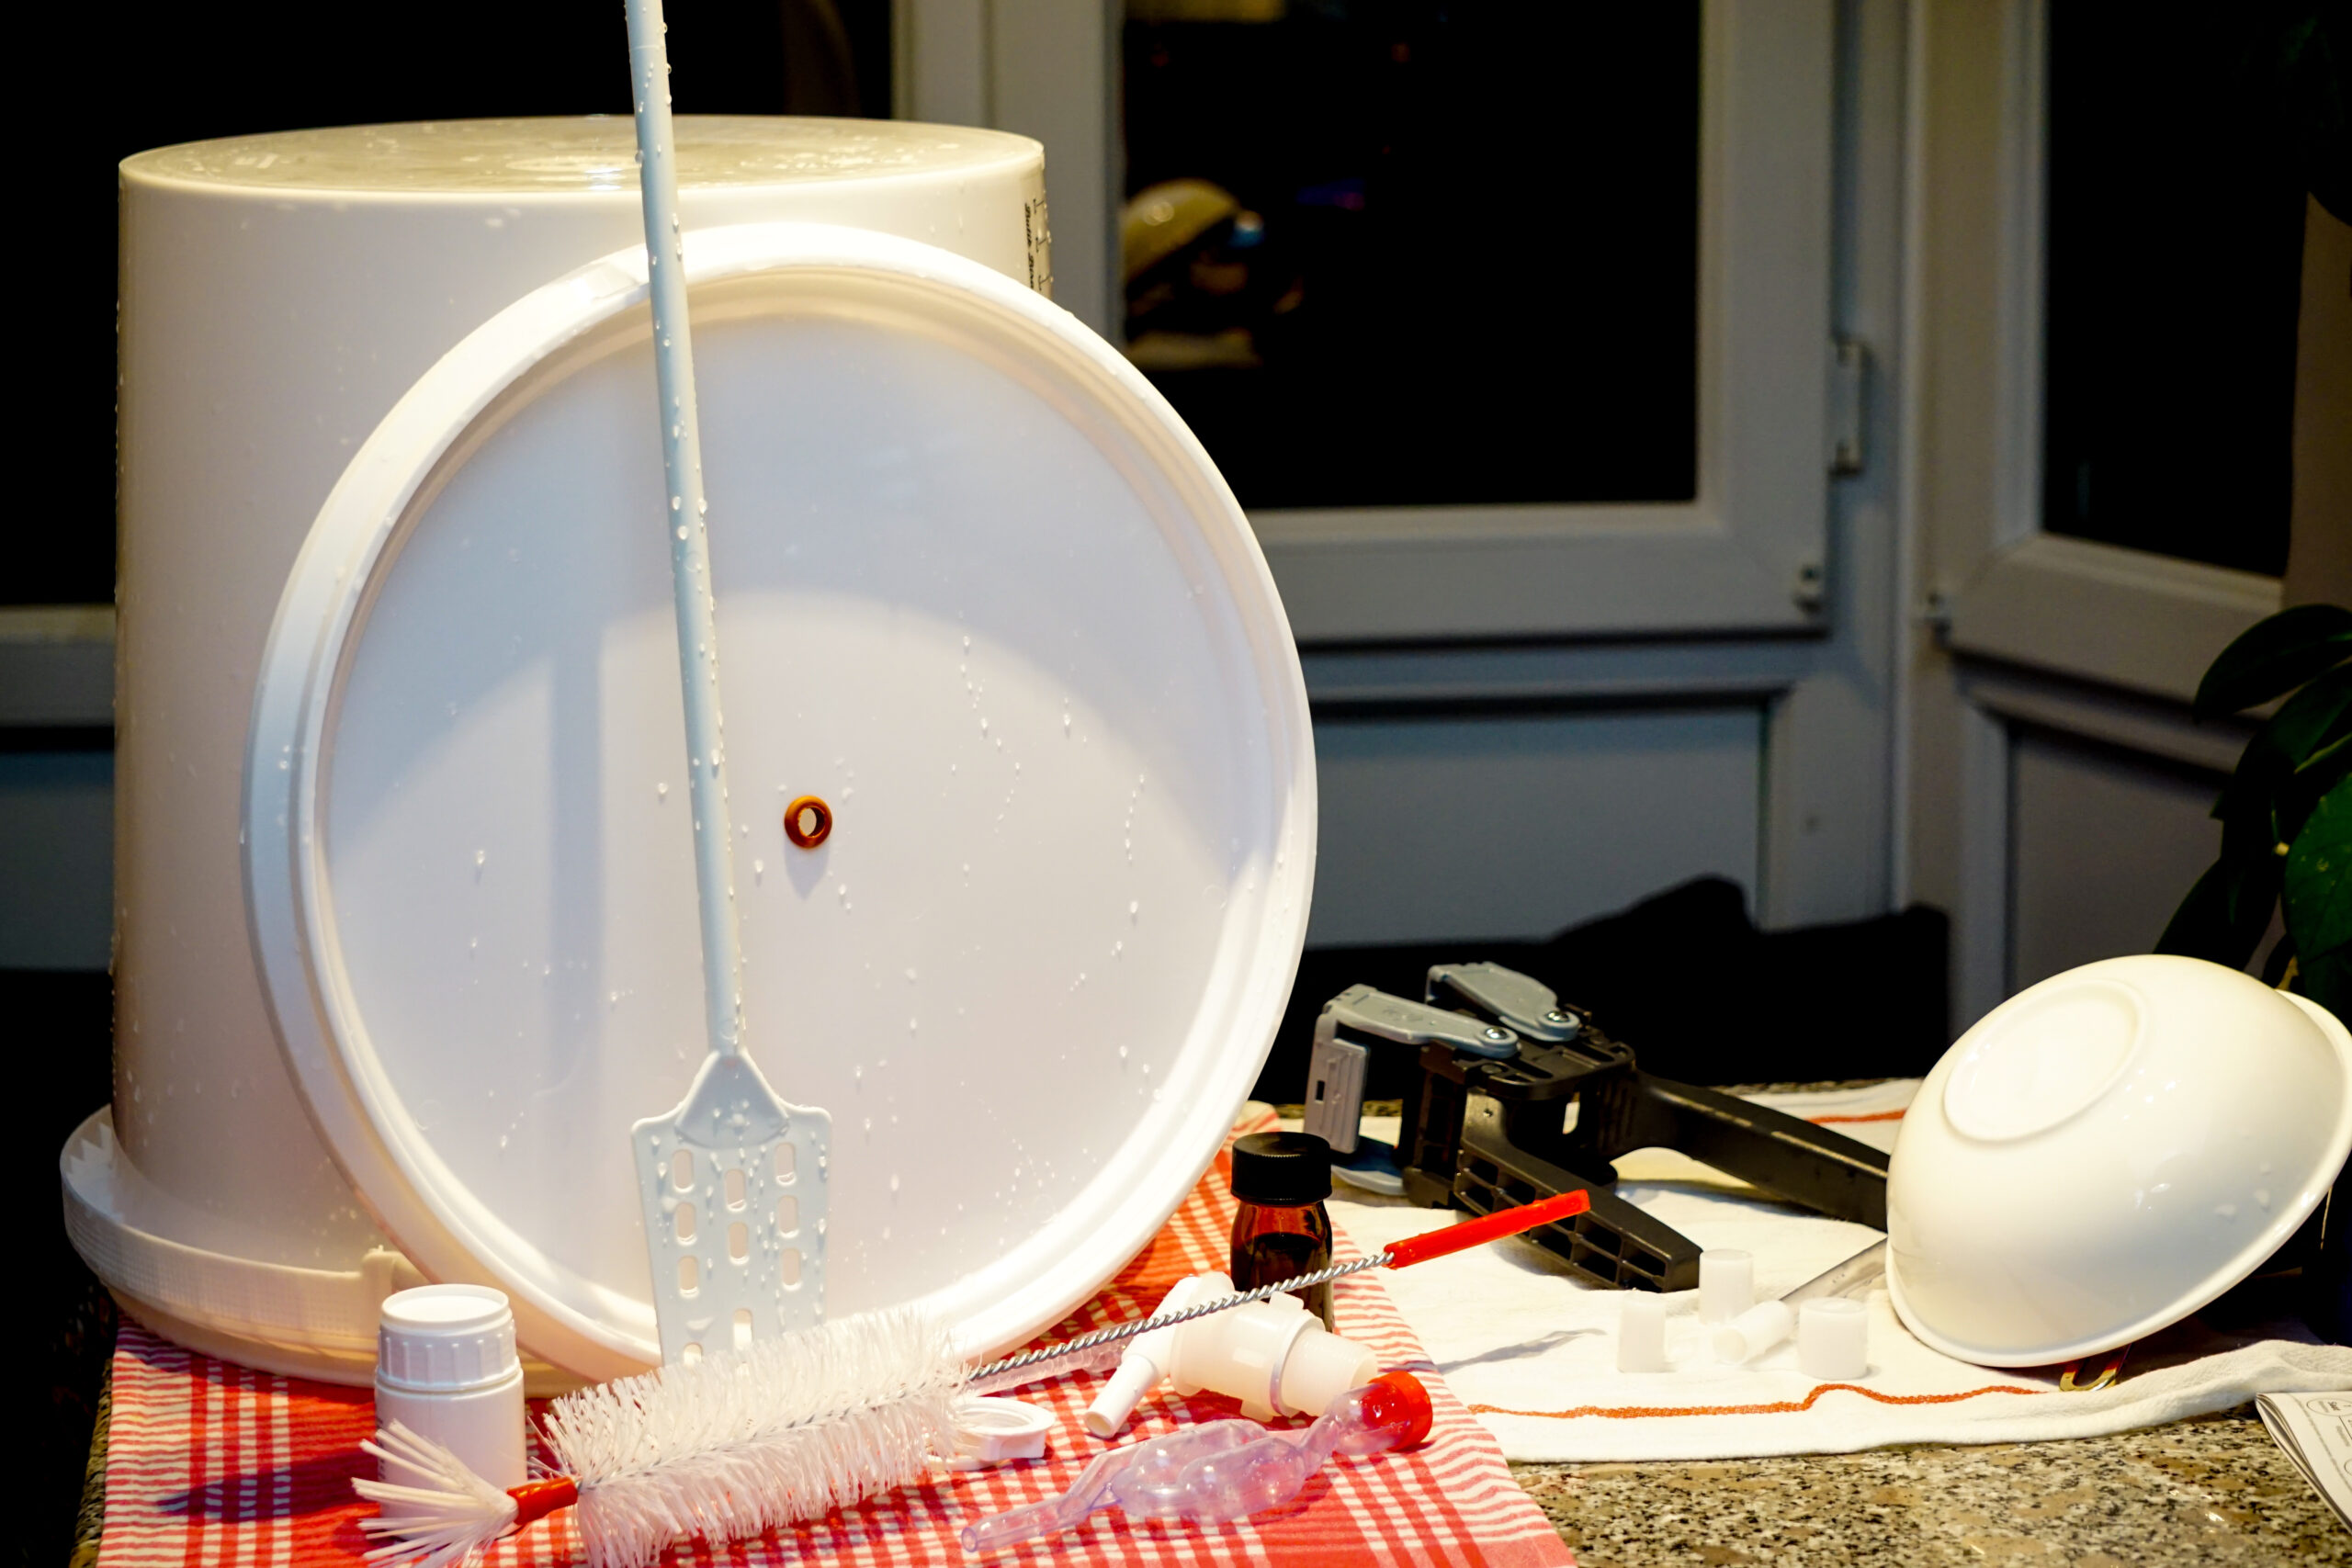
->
[2008,729,2224,992]
[1307,707,1761,947]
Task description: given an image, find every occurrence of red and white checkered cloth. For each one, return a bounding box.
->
[94,1117,1573,1568]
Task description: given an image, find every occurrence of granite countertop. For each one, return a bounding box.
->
[1490,1085,2348,1563]
[1316,1086,2349,1562]
[1510,1406,2347,1566]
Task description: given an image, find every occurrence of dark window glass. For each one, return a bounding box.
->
[24,0,889,608]
[1121,1,1700,512]
[2041,4,2305,576]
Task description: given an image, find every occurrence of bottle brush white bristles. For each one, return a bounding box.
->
[356,1308,962,1568]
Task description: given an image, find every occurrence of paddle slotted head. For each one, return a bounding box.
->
[633,1051,831,1363]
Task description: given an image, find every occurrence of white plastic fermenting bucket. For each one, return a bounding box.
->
[73,117,1316,1388]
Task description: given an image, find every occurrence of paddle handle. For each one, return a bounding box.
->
[625,0,745,1060]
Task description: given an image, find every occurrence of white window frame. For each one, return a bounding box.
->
[896,0,1839,643]
[1922,0,2280,702]
[1901,0,2286,1025]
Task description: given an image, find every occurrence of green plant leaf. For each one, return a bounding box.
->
[2284,775,2352,960]
[2194,604,2352,719]
[2158,854,2282,970]
[2213,665,2352,850]
[2288,736,2352,845]
[2292,942,2352,1033]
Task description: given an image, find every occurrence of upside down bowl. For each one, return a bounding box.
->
[1887,954,2352,1367]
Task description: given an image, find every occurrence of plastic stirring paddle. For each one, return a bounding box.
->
[621,0,831,1363]
[967,1188,1592,1389]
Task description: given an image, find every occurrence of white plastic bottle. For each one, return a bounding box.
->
[374,1285,526,1493]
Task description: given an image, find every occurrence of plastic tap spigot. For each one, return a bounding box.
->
[1083,1274,1223,1438]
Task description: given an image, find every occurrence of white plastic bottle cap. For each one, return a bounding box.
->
[1616,1292,1668,1372]
[1712,1299,1795,1365]
[1798,1296,1870,1381]
[375,1285,526,1493]
[1699,1249,1755,1325]
[1275,1325,1380,1417]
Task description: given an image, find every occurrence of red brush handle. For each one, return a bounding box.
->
[1382,1189,1591,1269]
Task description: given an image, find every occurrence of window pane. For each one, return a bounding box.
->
[2041,4,2303,577]
[1121,1,1700,511]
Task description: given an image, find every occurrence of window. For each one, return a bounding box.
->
[1120,2,1701,512]
[2039,3,2304,577]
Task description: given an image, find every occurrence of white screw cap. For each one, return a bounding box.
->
[378,1284,516,1393]
[1798,1297,1870,1380]
[1616,1292,1668,1372]
[946,1396,1055,1468]
[1700,1249,1755,1325]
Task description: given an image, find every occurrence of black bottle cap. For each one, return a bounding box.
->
[1230,1132,1333,1206]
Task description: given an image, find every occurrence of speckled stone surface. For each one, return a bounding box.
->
[1511,1407,2349,1565]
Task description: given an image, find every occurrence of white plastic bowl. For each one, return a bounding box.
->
[1887,954,2352,1367]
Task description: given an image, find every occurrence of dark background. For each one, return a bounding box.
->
[12,0,891,609]
[2040,3,2318,576]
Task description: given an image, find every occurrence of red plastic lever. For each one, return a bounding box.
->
[1381,1189,1591,1269]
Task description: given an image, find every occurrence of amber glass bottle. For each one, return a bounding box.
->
[1229,1131,1336,1326]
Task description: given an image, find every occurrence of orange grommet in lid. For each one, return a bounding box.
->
[783,795,832,848]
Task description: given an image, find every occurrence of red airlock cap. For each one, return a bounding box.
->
[1361,1371,1434,1450]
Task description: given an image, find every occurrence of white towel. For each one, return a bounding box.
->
[1322,1081,2352,1461]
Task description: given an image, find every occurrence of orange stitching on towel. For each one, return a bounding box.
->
[1465,1382,2043,1420]
[1807,1110,1907,1124]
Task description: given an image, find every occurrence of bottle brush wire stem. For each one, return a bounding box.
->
[970,1186,1591,1387]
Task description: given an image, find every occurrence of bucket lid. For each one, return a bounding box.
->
[245,221,1314,1382]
